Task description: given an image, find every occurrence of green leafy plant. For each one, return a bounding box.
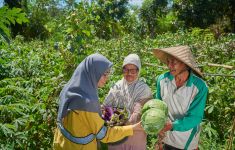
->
[0,6,28,42]
[0,27,234,149]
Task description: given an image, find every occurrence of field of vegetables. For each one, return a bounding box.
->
[0,29,234,149]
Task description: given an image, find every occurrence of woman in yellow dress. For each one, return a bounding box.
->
[53,53,142,150]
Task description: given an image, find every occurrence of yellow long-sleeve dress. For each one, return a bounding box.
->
[53,110,133,150]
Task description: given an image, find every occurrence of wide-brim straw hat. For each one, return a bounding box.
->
[153,45,203,77]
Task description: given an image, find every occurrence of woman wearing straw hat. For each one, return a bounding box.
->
[103,54,152,150]
[153,46,208,150]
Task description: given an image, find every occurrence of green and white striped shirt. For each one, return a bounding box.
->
[156,71,208,150]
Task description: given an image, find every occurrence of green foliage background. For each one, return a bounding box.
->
[0,0,234,149]
[1,31,234,149]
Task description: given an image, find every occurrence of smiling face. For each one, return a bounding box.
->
[122,64,139,83]
[166,56,188,77]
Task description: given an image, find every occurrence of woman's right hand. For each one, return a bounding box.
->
[132,122,144,131]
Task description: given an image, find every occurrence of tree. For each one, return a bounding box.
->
[91,0,129,39]
[3,0,28,38]
[0,6,28,43]
[173,0,234,33]
[139,0,168,37]
[3,0,62,40]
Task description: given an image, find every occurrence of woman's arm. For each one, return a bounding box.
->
[86,111,134,143]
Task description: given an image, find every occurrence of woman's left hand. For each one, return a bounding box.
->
[155,120,172,149]
[162,120,173,132]
[128,102,142,124]
[128,112,141,124]
[157,120,172,137]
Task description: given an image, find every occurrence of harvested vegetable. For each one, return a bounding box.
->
[102,106,129,126]
[141,99,168,134]
[142,99,168,115]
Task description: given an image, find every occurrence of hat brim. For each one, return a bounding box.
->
[153,48,203,77]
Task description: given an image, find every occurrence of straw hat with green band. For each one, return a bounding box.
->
[153,45,203,77]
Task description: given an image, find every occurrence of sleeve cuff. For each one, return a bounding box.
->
[171,121,178,131]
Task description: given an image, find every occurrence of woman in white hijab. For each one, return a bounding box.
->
[103,54,153,150]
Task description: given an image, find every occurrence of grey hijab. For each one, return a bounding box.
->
[57,53,112,122]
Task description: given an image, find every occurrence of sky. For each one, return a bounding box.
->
[0,0,3,7]
[129,0,143,6]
